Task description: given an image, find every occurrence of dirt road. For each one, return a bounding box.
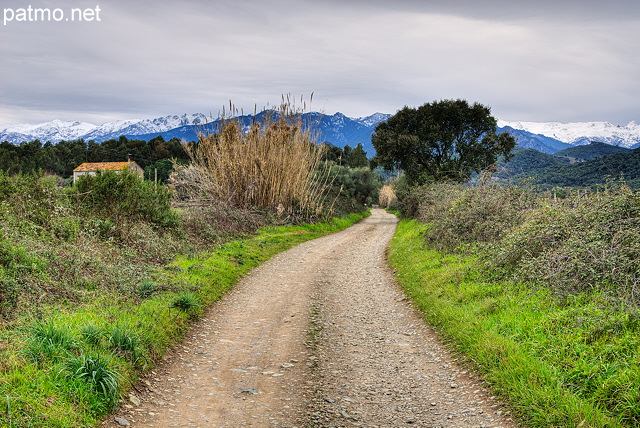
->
[104,209,516,427]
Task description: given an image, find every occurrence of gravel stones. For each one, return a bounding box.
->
[101,210,516,428]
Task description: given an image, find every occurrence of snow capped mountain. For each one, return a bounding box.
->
[0,112,386,149]
[499,120,640,149]
[0,113,210,144]
[82,113,209,141]
[354,113,392,128]
[497,125,571,154]
[1,120,96,143]
[4,112,639,153]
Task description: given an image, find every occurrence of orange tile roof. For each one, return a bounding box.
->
[73,162,135,172]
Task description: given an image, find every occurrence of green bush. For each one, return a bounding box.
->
[72,170,179,230]
[0,171,68,232]
[318,162,382,214]
[0,237,44,275]
[144,158,177,183]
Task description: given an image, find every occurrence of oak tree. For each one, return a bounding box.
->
[372,99,516,184]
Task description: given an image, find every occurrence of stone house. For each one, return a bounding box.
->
[72,160,144,183]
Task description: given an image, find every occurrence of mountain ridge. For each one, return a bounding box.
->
[0,112,392,156]
[3,113,640,155]
[498,119,640,148]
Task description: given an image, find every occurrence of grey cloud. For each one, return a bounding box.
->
[1,0,639,125]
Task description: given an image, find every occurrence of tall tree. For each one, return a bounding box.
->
[321,143,345,164]
[346,143,369,168]
[372,99,516,184]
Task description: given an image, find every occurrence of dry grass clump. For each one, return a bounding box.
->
[183,96,328,217]
[378,185,397,208]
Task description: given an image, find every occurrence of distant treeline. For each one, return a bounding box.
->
[322,142,369,168]
[0,136,372,182]
[0,136,190,180]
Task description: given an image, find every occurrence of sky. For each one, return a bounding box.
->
[1,0,639,126]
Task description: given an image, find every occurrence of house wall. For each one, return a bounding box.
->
[72,170,97,182]
[128,164,144,177]
[72,163,144,183]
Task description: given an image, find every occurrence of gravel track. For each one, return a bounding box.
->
[104,209,516,427]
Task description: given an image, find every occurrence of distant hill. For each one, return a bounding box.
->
[496,147,570,178]
[553,141,631,161]
[496,142,631,178]
[497,126,571,154]
[513,148,640,188]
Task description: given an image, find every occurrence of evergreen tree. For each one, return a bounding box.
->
[346,143,369,168]
[372,99,516,184]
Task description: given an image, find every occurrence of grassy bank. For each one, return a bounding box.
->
[0,211,367,427]
[389,218,640,427]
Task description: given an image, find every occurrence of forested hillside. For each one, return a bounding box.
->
[554,141,631,161]
[496,147,569,177]
[496,144,640,188]
[516,148,640,188]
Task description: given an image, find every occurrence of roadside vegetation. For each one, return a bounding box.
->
[0,98,380,426]
[376,98,640,427]
[0,170,370,427]
[387,180,640,427]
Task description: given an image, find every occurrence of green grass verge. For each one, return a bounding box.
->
[0,211,368,427]
[389,218,640,428]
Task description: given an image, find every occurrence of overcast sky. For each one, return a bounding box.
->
[1,0,639,126]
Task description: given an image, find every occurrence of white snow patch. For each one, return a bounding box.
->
[499,120,640,148]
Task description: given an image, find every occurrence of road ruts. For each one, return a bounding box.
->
[307,209,516,427]
[103,209,516,428]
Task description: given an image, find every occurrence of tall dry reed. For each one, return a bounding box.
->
[183,96,328,217]
[378,184,397,208]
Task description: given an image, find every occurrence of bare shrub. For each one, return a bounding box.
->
[407,179,640,302]
[182,97,329,217]
[491,185,640,301]
[180,203,270,250]
[410,181,538,252]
